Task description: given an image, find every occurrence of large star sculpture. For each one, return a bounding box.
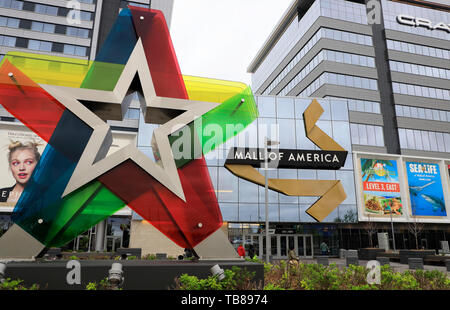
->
[41,39,220,201]
[0,7,252,259]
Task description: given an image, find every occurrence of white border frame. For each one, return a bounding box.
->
[354,151,450,224]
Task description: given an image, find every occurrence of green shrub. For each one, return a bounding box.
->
[0,278,39,290]
[143,254,157,260]
[85,278,122,290]
[174,266,259,290]
[173,259,450,291]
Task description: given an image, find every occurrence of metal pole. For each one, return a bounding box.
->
[390,211,396,251]
[265,139,269,264]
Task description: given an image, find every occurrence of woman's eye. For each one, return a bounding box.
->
[11,161,19,166]
[26,160,34,165]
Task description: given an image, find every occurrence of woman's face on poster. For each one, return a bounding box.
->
[9,148,37,185]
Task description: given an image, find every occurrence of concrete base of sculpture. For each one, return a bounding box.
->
[0,224,45,260]
[3,260,264,290]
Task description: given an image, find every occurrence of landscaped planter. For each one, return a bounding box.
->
[399,250,436,264]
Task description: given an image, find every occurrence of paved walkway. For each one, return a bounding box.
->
[273,258,449,274]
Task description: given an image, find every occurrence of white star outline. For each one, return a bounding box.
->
[40,39,221,202]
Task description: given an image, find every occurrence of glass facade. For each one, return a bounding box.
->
[263,27,373,95]
[298,72,378,97]
[252,0,322,91]
[398,128,450,153]
[207,96,357,224]
[319,0,368,25]
[392,82,450,100]
[278,48,376,96]
[390,60,450,80]
[396,105,450,123]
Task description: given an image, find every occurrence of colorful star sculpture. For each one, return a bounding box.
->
[0,7,258,258]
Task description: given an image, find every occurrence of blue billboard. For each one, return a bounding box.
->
[406,162,447,217]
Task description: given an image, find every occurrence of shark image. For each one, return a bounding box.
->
[409,181,435,196]
[420,194,446,213]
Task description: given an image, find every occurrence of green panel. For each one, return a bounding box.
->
[48,183,125,247]
[80,61,125,91]
[42,181,104,245]
[169,86,258,168]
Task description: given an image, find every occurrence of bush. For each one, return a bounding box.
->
[0,278,39,290]
[174,266,260,290]
[143,254,157,260]
[174,261,450,290]
[85,277,122,290]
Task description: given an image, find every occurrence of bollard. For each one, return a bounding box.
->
[317,257,329,266]
[376,257,390,266]
[408,258,424,270]
[346,256,359,266]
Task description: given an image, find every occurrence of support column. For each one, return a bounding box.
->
[95,220,106,252]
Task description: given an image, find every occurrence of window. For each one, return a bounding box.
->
[6,17,19,28]
[31,22,44,32]
[75,46,87,56]
[28,39,52,52]
[43,24,55,33]
[2,36,16,47]
[64,45,76,55]
[80,11,92,21]
[28,40,40,50]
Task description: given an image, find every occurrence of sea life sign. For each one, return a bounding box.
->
[406,162,447,217]
[360,158,402,216]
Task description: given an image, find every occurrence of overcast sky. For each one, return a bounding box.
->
[170,0,293,86]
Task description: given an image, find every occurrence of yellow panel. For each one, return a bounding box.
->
[2,52,92,88]
[183,75,248,103]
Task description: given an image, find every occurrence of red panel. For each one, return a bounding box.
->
[129,7,188,100]
[98,158,222,249]
[0,60,65,142]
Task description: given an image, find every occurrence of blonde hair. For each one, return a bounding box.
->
[7,140,41,164]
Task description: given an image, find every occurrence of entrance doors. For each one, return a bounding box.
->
[251,234,314,259]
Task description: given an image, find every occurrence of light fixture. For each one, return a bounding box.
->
[0,263,6,283]
[210,264,225,281]
[108,263,124,289]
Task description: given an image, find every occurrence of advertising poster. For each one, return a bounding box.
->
[0,126,46,207]
[360,158,402,216]
[406,162,446,217]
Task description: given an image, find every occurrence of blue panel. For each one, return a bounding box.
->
[12,110,93,244]
[95,8,137,65]
[48,110,93,163]
[11,143,77,242]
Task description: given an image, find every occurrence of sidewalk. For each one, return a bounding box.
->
[275,257,450,274]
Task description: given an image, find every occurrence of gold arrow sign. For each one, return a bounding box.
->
[224,99,347,222]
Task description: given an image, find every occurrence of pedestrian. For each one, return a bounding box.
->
[237,244,246,258]
[320,241,329,256]
[248,243,255,259]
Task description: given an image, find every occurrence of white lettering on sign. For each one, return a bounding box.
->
[397,15,450,33]
[408,163,438,175]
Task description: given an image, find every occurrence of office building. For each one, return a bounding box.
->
[242,0,450,257]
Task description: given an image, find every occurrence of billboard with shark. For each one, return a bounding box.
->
[406,162,447,217]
